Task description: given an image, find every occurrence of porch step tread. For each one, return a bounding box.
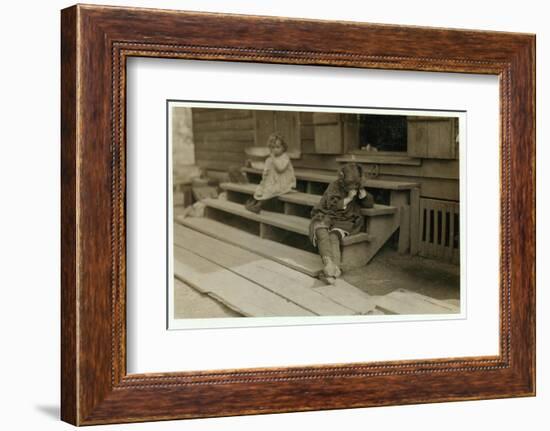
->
[242,167,419,190]
[282,192,397,216]
[202,198,373,245]
[205,197,309,234]
[220,182,257,194]
[177,216,324,276]
[220,182,397,216]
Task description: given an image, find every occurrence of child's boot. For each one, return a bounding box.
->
[245,198,262,213]
[315,227,337,284]
[329,232,342,277]
[322,256,339,278]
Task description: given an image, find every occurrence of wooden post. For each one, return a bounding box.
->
[389,190,408,252]
[409,187,420,255]
[398,205,411,254]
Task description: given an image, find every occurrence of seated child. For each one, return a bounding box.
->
[245,133,296,213]
[308,163,374,283]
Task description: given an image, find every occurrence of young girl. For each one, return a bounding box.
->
[245,133,296,213]
[309,163,374,284]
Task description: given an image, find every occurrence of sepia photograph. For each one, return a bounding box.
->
[168,101,464,327]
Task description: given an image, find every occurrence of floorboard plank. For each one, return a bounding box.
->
[177,216,323,276]
[173,246,313,317]
[313,281,377,314]
[374,288,460,315]
[175,225,357,315]
[173,278,242,319]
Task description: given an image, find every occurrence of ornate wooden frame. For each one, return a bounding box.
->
[61,4,536,425]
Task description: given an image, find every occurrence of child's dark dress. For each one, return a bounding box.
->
[309,179,374,246]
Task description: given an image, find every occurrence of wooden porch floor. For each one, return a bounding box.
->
[173,221,460,319]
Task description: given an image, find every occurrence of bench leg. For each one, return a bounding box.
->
[341,242,370,271]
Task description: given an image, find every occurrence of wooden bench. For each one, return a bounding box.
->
[280,192,398,216]
[219,182,398,217]
[202,198,373,247]
[240,167,420,256]
[241,167,418,190]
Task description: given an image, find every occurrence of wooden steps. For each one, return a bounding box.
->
[202,198,373,247]
[220,182,397,217]
[178,165,418,274]
[174,224,376,316]
[238,166,421,256]
[241,167,419,190]
[177,217,324,276]
[219,181,256,195]
[204,197,310,235]
[280,192,398,217]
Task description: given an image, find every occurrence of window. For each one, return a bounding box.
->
[358,114,408,153]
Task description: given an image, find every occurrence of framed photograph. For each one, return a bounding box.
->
[61,4,535,425]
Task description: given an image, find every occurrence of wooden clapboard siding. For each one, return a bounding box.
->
[274,111,301,154]
[192,108,255,169]
[299,112,315,154]
[194,129,255,142]
[300,124,314,139]
[195,150,247,164]
[342,114,360,154]
[376,175,459,201]
[312,112,342,154]
[194,140,254,151]
[193,116,254,131]
[192,108,253,123]
[196,160,243,171]
[380,159,459,180]
[301,138,316,153]
[255,110,302,154]
[254,110,276,147]
[300,111,314,125]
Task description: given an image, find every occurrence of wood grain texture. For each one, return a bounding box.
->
[60,4,535,425]
[60,6,78,425]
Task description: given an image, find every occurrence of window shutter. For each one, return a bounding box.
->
[312,112,343,154]
[254,111,276,148]
[407,117,458,159]
[254,111,301,158]
[274,111,301,158]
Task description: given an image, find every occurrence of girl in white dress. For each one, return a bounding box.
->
[245,133,296,213]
